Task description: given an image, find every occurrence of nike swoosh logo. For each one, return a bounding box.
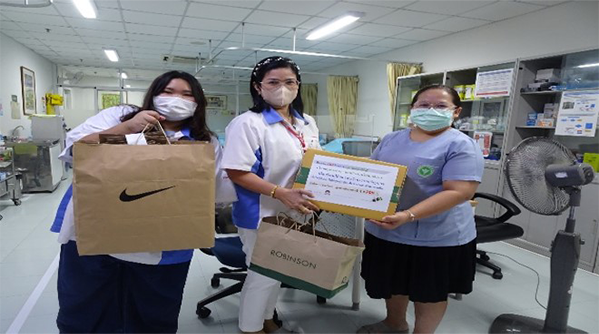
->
[119,186,176,202]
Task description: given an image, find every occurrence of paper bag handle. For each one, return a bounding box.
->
[139,121,172,145]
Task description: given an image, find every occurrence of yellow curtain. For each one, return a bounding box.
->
[327,75,359,138]
[300,83,318,116]
[387,62,422,119]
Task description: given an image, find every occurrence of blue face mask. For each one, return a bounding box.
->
[409,108,454,131]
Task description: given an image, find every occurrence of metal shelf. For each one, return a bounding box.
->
[516,126,556,130]
[520,90,562,95]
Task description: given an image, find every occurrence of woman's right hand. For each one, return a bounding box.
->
[275,188,320,214]
[124,110,165,133]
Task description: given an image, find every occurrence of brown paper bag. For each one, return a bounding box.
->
[73,141,215,255]
[250,215,364,298]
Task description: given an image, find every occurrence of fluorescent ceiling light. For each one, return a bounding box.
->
[576,63,599,68]
[306,12,363,40]
[120,72,128,79]
[125,84,131,88]
[104,49,119,62]
[72,0,97,19]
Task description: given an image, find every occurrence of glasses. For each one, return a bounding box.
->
[412,103,456,110]
[260,79,300,89]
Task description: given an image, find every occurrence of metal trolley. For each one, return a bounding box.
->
[0,146,23,208]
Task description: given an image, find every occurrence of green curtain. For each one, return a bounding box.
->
[387,63,422,119]
[327,75,359,138]
[300,83,318,116]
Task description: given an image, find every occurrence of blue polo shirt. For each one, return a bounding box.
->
[365,128,484,247]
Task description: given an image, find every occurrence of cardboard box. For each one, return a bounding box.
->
[583,153,599,172]
[536,118,555,127]
[293,149,408,221]
[536,68,561,82]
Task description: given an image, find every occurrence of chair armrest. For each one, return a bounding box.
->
[472,192,521,223]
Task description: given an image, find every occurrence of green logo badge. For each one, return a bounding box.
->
[417,165,434,178]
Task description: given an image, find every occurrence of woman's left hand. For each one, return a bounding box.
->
[370,211,411,230]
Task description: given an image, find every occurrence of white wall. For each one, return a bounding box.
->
[0,33,56,138]
[319,1,599,139]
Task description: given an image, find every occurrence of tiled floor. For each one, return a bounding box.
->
[1,181,598,333]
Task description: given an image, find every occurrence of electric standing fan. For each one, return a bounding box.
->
[490,137,595,333]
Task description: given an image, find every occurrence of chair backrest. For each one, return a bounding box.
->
[211,237,247,269]
[473,192,524,243]
[341,140,379,157]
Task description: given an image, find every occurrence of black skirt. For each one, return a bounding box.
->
[360,231,476,303]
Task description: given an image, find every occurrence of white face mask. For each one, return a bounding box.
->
[153,96,197,121]
[261,86,298,108]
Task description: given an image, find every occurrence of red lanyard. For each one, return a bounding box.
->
[280,121,306,152]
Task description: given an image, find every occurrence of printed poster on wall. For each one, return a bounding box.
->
[474,68,514,98]
[555,90,599,137]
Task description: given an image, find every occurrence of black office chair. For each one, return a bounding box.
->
[341,140,379,157]
[473,192,523,280]
[196,208,326,321]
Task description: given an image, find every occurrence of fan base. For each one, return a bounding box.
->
[490,314,587,333]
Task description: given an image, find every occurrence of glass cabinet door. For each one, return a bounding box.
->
[393,73,444,131]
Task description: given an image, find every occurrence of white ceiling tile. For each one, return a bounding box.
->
[322,33,381,45]
[461,1,545,21]
[29,33,84,42]
[343,0,416,9]
[395,28,450,41]
[347,23,412,37]
[0,4,61,16]
[369,37,417,48]
[344,44,393,56]
[83,36,130,47]
[423,16,490,32]
[177,28,230,40]
[128,33,178,43]
[217,40,264,49]
[16,22,77,34]
[317,2,395,22]
[296,17,330,31]
[257,1,335,16]
[94,1,120,9]
[125,23,179,36]
[120,0,188,16]
[375,9,450,27]
[77,29,127,39]
[9,37,47,46]
[181,17,239,32]
[186,2,252,21]
[4,12,68,26]
[0,29,35,39]
[0,20,21,30]
[226,33,276,45]
[307,42,362,52]
[236,23,291,37]
[244,10,311,27]
[129,40,173,51]
[404,1,495,16]
[516,0,569,6]
[65,18,125,32]
[45,41,88,49]
[122,11,183,28]
[189,0,262,9]
[54,3,121,21]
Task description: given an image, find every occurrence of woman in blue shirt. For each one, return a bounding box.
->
[52,71,221,333]
[358,85,484,334]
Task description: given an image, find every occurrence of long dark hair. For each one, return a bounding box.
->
[121,70,213,141]
[249,56,304,116]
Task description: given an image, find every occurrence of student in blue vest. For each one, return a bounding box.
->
[51,71,224,333]
[358,85,484,334]
[221,56,322,334]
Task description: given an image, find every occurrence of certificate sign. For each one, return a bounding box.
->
[474,68,514,98]
[294,149,408,220]
[555,90,599,137]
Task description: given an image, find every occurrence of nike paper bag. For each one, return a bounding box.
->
[73,141,215,255]
[249,215,364,299]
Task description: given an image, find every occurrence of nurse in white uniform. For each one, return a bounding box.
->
[51,71,227,333]
[221,56,321,334]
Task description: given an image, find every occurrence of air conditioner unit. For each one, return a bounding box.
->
[161,55,214,65]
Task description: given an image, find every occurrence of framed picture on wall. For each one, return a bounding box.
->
[206,95,227,110]
[98,91,122,110]
[20,66,36,115]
